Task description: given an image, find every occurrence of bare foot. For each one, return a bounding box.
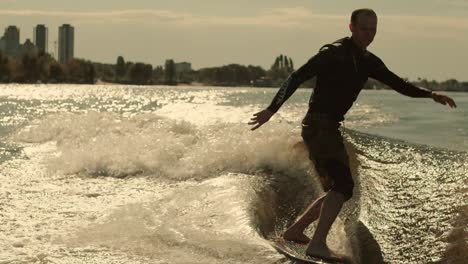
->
[306,244,345,261]
[282,229,310,244]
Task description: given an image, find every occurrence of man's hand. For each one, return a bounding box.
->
[248,109,274,130]
[431,92,457,108]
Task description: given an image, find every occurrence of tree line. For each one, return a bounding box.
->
[0,51,467,92]
[0,51,94,84]
[95,54,294,86]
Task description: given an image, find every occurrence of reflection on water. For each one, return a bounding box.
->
[0,84,466,264]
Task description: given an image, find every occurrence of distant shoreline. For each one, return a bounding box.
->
[1,51,466,92]
[3,81,466,93]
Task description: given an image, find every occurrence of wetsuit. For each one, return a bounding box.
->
[267,37,432,200]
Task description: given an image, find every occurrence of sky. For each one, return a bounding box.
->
[1,0,467,81]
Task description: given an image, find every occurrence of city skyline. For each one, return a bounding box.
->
[0,24,74,64]
[1,0,468,81]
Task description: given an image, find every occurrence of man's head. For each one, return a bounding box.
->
[349,8,377,49]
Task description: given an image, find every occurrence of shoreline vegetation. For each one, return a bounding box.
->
[0,51,467,92]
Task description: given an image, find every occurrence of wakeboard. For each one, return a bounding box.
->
[270,237,350,264]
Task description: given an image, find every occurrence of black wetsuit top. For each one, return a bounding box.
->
[267,37,432,122]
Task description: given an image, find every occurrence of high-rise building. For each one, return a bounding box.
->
[4,26,20,57]
[0,37,5,53]
[58,24,74,64]
[174,62,192,74]
[21,39,37,55]
[34,24,48,53]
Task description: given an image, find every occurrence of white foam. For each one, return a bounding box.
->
[12,111,310,181]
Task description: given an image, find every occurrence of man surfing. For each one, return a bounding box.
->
[249,8,456,261]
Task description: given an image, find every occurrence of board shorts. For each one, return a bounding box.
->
[301,113,354,200]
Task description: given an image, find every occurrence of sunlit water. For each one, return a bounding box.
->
[0,84,466,264]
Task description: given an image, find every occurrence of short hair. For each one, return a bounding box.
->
[351,8,377,24]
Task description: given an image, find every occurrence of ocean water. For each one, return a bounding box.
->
[0,84,466,264]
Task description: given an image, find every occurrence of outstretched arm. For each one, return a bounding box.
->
[369,57,457,108]
[248,48,334,131]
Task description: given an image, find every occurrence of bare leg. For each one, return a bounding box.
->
[283,194,326,243]
[306,190,345,260]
